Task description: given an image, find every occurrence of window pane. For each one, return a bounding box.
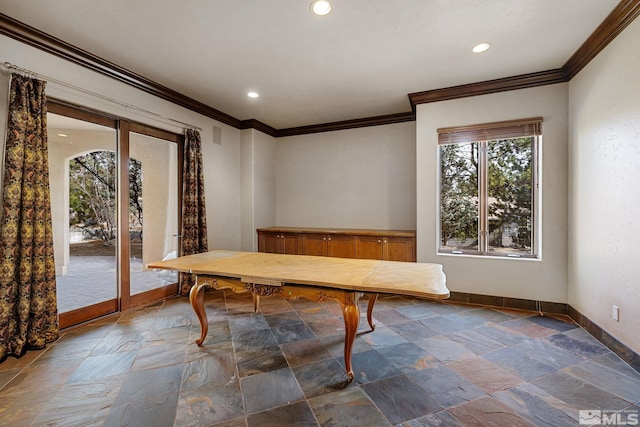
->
[129,132,179,295]
[439,143,479,252]
[487,138,533,256]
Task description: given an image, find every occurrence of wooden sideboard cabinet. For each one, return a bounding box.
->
[302,233,356,258]
[258,230,303,255]
[355,235,416,262]
[257,227,416,262]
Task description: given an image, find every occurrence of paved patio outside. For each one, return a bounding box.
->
[56,256,178,313]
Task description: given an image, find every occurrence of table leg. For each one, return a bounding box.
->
[366,293,379,331]
[189,278,366,383]
[189,278,211,346]
[253,294,261,312]
[340,293,361,382]
[189,277,255,345]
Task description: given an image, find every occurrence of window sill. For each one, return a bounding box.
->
[437,252,541,262]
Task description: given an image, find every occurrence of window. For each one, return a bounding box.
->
[437,117,541,258]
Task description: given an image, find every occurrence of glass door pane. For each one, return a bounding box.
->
[48,113,118,317]
[129,132,179,296]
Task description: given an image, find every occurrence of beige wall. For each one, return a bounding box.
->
[416,84,569,303]
[241,129,276,251]
[275,122,416,230]
[568,17,640,353]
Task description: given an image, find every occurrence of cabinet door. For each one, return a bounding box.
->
[303,234,327,256]
[281,234,303,255]
[356,236,384,260]
[260,233,280,254]
[384,236,415,262]
[328,235,356,258]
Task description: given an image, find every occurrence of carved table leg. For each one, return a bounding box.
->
[189,277,212,346]
[253,293,261,313]
[366,293,379,331]
[340,293,361,382]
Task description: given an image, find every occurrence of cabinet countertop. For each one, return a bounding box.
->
[257,227,416,238]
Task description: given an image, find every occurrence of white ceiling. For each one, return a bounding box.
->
[0,0,620,129]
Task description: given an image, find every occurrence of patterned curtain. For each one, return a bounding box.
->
[0,74,58,362]
[179,128,208,295]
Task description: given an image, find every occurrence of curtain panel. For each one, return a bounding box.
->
[179,129,208,295]
[0,74,58,362]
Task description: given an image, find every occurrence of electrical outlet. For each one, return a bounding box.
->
[612,305,619,321]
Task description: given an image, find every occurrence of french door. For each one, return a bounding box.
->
[48,102,183,328]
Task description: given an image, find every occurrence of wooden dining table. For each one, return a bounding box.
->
[148,250,449,382]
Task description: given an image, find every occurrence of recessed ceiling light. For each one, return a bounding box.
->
[57,133,68,137]
[247,91,259,98]
[472,43,490,53]
[310,0,332,16]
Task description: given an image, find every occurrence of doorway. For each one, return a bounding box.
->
[48,102,183,328]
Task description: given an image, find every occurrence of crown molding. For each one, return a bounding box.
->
[0,13,242,129]
[239,119,278,137]
[2,0,639,136]
[408,0,640,108]
[563,0,640,79]
[408,69,568,108]
[276,111,416,137]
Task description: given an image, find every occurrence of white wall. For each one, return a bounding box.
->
[240,130,255,251]
[416,84,569,303]
[568,18,640,353]
[0,34,243,252]
[241,129,276,251]
[275,122,416,230]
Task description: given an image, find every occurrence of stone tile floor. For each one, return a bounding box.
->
[1,291,639,426]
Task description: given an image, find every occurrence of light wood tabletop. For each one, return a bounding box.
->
[147,250,449,299]
[148,250,449,381]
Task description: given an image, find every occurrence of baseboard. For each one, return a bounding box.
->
[448,291,568,314]
[567,304,640,373]
[447,291,639,373]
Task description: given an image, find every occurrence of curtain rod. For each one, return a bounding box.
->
[2,61,203,132]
